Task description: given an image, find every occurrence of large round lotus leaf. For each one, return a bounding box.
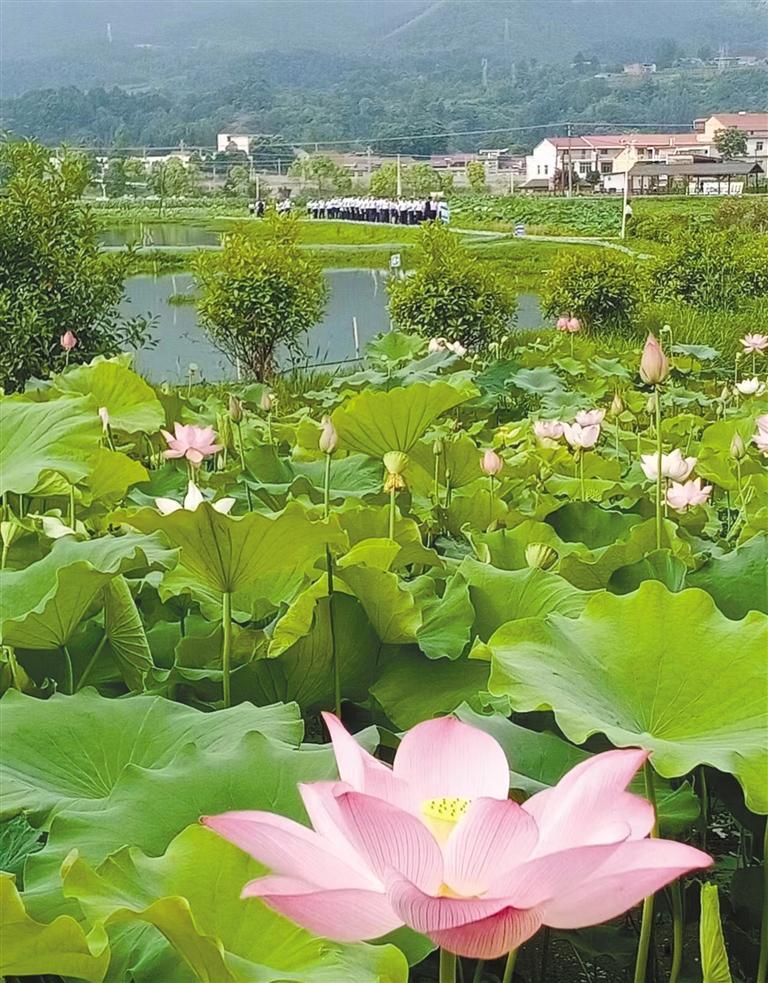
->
[484,582,768,813]
[0,532,177,650]
[0,688,303,819]
[0,396,101,496]
[687,533,768,619]
[331,380,476,456]
[545,502,642,548]
[608,549,688,595]
[0,873,108,982]
[52,359,165,434]
[123,501,344,602]
[61,824,408,983]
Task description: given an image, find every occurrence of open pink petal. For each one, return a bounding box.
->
[201,811,375,889]
[444,798,539,897]
[539,839,712,929]
[524,749,653,854]
[163,448,185,459]
[334,791,443,893]
[242,875,402,941]
[387,875,512,933]
[429,906,543,960]
[186,448,204,464]
[392,716,509,804]
[321,712,412,809]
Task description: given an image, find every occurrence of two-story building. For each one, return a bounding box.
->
[694,112,768,166]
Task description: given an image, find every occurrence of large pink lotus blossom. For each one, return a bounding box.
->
[202,715,710,960]
[640,449,696,483]
[741,334,768,354]
[575,409,605,427]
[161,423,222,465]
[562,422,600,449]
[666,477,713,512]
[533,420,564,442]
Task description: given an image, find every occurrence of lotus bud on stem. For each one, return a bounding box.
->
[640,335,669,551]
[480,449,503,527]
[383,451,409,541]
[319,415,340,715]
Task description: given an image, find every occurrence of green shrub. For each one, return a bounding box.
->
[387,222,517,350]
[541,250,644,333]
[651,229,768,310]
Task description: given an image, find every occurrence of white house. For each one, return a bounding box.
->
[216,133,253,154]
[694,112,768,166]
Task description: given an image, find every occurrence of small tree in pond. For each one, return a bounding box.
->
[0,138,145,392]
[542,251,643,333]
[714,126,748,160]
[192,210,328,379]
[387,222,517,351]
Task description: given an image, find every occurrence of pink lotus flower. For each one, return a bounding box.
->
[428,337,466,357]
[666,477,713,512]
[575,408,605,427]
[562,422,600,449]
[60,330,77,352]
[533,420,564,442]
[161,423,222,465]
[480,449,503,476]
[757,414,768,435]
[155,480,234,516]
[753,430,768,454]
[555,316,570,332]
[566,316,581,334]
[640,449,696,483]
[202,714,710,959]
[639,334,669,386]
[741,334,768,354]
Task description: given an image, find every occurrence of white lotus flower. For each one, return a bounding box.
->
[155,481,235,516]
[640,449,696,483]
[734,377,766,396]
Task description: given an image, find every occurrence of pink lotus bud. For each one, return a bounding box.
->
[556,316,570,332]
[639,334,669,386]
[480,449,503,476]
[60,330,78,352]
[567,317,581,334]
[319,415,338,454]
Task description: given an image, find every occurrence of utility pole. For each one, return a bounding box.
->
[621,166,630,239]
[481,58,488,90]
[566,123,573,198]
[396,153,402,198]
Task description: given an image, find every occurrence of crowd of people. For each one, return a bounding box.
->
[306,196,450,225]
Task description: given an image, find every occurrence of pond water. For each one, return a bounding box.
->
[124,270,545,382]
[100,224,220,248]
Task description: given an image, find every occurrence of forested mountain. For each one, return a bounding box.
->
[1,0,766,152]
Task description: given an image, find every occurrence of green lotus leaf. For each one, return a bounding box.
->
[0,814,44,881]
[0,395,101,495]
[485,583,768,813]
[61,825,407,983]
[81,448,149,505]
[687,533,768,619]
[331,380,476,457]
[412,572,474,660]
[102,575,153,690]
[409,433,484,491]
[53,359,165,434]
[371,648,489,730]
[337,503,440,569]
[456,558,592,640]
[509,367,564,395]
[699,882,732,983]
[366,329,424,365]
[336,554,420,645]
[608,549,688,595]
[0,688,303,820]
[0,872,109,982]
[123,502,344,604]
[0,532,177,650]
[545,502,643,548]
[468,520,575,570]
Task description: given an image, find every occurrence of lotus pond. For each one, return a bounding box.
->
[0,328,766,983]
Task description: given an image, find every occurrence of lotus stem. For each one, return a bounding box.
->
[77,632,108,691]
[614,421,620,463]
[61,644,74,695]
[471,960,485,983]
[654,389,663,551]
[633,762,658,983]
[758,818,768,983]
[324,452,332,520]
[235,422,253,511]
[698,766,709,852]
[68,484,76,529]
[502,948,518,983]
[326,545,340,718]
[569,333,574,359]
[578,451,585,501]
[389,485,396,541]
[668,880,684,983]
[1,544,8,572]
[221,591,233,708]
[439,949,457,983]
[488,474,495,527]
[433,451,440,507]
